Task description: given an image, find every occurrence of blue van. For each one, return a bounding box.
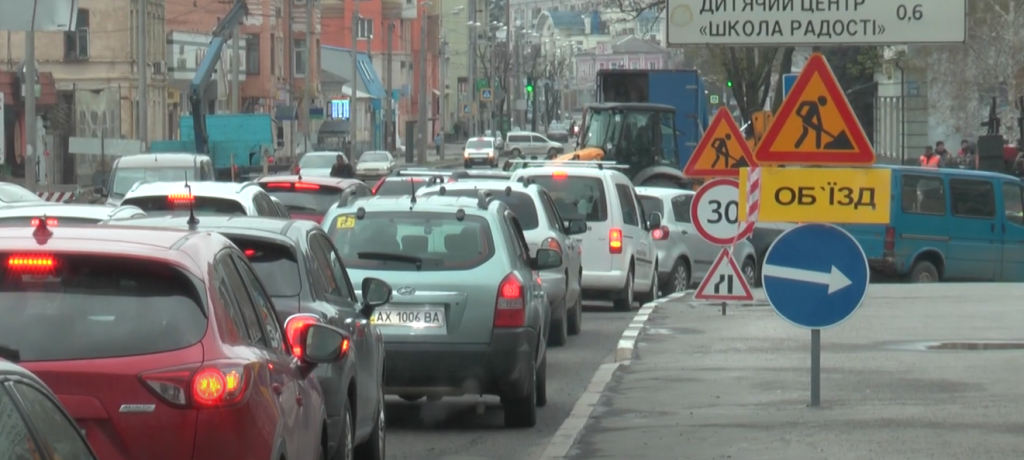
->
[842,165,1024,282]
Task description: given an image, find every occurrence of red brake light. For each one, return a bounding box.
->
[266,183,292,189]
[884,226,895,252]
[8,255,55,271]
[168,193,194,202]
[609,228,623,254]
[652,226,669,240]
[243,249,256,257]
[543,237,562,253]
[30,218,57,227]
[494,273,525,328]
[371,177,386,195]
[294,182,320,190]
[552,171,568,180]
[139,360,250,408]
[284,314,321,359]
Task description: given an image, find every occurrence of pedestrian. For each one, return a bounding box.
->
[330,154,355,178]
[434,132,443,158]
[919,146,940,168]
[934,141,954,167]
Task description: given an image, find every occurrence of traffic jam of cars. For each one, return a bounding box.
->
[0,148,760,460]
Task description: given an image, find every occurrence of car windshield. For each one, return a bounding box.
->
[0,254,207,361]
[466,140,493,149]
[262,185,344,214]
[231,238,301,297]
[123,196,248,216]
[521,175,608,222]
[110,168,197,198]
[638,195,664,216]
[581,110,613,149]
[424,189,539,230]
[0,185,43,203]
[375,178,438,196]
[360,152,390,162]
[328,211,495,271]
[301,154,342,168]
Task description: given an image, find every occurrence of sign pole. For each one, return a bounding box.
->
[810,328,821,407]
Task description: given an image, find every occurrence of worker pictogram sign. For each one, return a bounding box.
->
[755,53,875,166]
[683,107,757,178]
[694,248,754,301]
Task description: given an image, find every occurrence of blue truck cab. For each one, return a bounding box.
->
[842,165,1024,282]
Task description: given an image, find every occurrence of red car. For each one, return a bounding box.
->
[0,218,350,460]
[257,175,372,222]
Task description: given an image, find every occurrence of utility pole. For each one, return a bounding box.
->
[138,0,148,147]
[439,39,448,144]
[287,0,295,158]
[305,0,315,152]
[350,3,359,154]
[416,13,428,165]
[24,2,37,191]
[467,0,477,137]
[385,21,394,152]
[230,29,240,112]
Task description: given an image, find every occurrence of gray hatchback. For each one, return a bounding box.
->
[322,194,560,428]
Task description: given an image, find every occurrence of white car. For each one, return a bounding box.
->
[296,151,347,177]
[511,162,661,311]
[505,131,563,159]
[120,181,291,218]
[356,150,395,176]
[463,137,500,168]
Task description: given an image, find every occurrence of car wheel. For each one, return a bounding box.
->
[331,399,354,460]
[567,275,582,336]
[742,258,757,288]
[663,258,690,294]
[502,362,537,427]
[512,148,522,157]
[612,268,634,311]
[548,304,568,347]
[547,148,557,158]
[354,391,385,460]
[536,352,548,407]
[637,262,658,305]
[909,260,939,282]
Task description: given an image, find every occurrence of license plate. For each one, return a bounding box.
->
[371,307,445,327]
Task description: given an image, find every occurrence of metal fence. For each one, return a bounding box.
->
[874,95,929,165]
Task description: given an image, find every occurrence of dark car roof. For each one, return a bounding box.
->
[255,175,365,188]
[107,215,323,242]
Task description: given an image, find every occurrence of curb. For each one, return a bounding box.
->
[538,291,690,460]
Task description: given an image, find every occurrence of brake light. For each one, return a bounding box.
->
[494,273,525,328]
[652,226,669,240]
[243,249,256,257]
[609,228,623,254]
[168,193,194,202]
[371,177,386,195]
[8,255,55,271]
[294,182,320,190]
[284,314,320,359]
[266,183,292,189]
[552,171,568,180]
[542,237,562,253]
[139,360,251,408]
[884,226,895,253]
[30,218,57,227]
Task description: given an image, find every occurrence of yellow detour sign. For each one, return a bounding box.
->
[755,53,875,166]
[683,106,757,178]
[738,167,891,224]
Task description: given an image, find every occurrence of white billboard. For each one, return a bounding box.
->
[666,0,966,46]
[0,0,79,32]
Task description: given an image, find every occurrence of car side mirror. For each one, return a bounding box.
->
[532,248,563,270]
[565,219,587,235]
[648,212,663,229]
[302,323,351,363]
[93,185,107,197]
[359,277,392,316]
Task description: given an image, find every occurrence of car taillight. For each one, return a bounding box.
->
[542,237,562,253]
[371,177,386,195]
[884,226,895,252]
[552,171,568,180]
[494,273,525,328]
[8,254,55,272]
[30,218,57,227]
[284,314,321,359]
[294,182,320,190]
[651,225,669,240]
[168,193,194,202]
[243,249,256,257]
[266,183,291,189]
[139,360,251,409]
[609,228,623,254]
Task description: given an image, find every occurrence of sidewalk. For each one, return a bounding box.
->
[568,284,1024,460]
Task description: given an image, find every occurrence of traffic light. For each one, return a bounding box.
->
[727,80,733,87]
[526,78,534,93]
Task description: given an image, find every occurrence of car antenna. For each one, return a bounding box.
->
[409,179,417,209]
[184,177,199,230]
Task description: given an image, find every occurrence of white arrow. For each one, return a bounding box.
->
[762,264,852,294]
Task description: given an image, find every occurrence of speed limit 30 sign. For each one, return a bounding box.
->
[690,178,756,246]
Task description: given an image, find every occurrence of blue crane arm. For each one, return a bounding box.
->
[189,0,249,154]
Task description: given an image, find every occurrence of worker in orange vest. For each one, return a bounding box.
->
[920,146,940,168]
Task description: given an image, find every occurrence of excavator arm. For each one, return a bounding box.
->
[189,0,249,154]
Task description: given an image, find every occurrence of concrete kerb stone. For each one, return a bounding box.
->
[539,299,661,460]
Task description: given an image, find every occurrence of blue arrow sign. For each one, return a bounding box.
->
[761,223,869,329]
[782,73,798,99]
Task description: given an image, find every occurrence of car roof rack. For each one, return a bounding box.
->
[507,160,628,170]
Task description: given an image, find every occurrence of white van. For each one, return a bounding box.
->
[511,162,661,310]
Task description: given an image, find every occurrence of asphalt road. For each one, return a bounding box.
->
[384,301,636,460]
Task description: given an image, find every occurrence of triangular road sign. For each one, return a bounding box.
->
[694,248,754,301]
[684,107,757,178]
[755,53,875,166]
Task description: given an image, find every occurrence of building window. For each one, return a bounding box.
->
[64,8,89,61]
[294,39,307,77]
[648,61,658,69]
[357,17,374,39]
[598,62,607,69]
[630,61,639,69]
[245,34,260,75]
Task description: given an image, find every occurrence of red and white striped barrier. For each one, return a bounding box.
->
[37,192,74,203]
[746,166,760,223]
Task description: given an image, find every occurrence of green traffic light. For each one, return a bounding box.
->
[526,85,533,92]
[727,81,733,87]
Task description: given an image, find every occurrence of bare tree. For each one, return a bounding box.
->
[539,52,573,130]
[476,41,513,132]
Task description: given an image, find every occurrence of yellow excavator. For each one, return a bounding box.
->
[744,111,774,153]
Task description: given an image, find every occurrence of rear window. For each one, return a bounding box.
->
[0,255,207,361]
[110,167,197,198]
[424,189,539,230]
[123,195,247,216]
[300,154,343,168]
[466,140,493,149]
[375,178,438,197]
[232,238,301,297]
[328,211,495,271]
[261,184,344,214]
[0,185,43,203]
[638,195,664,216]
[522,175,608,222]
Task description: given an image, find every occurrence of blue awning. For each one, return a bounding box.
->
[356,53,386,101]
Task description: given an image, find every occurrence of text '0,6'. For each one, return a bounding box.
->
[773,184,877,210]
